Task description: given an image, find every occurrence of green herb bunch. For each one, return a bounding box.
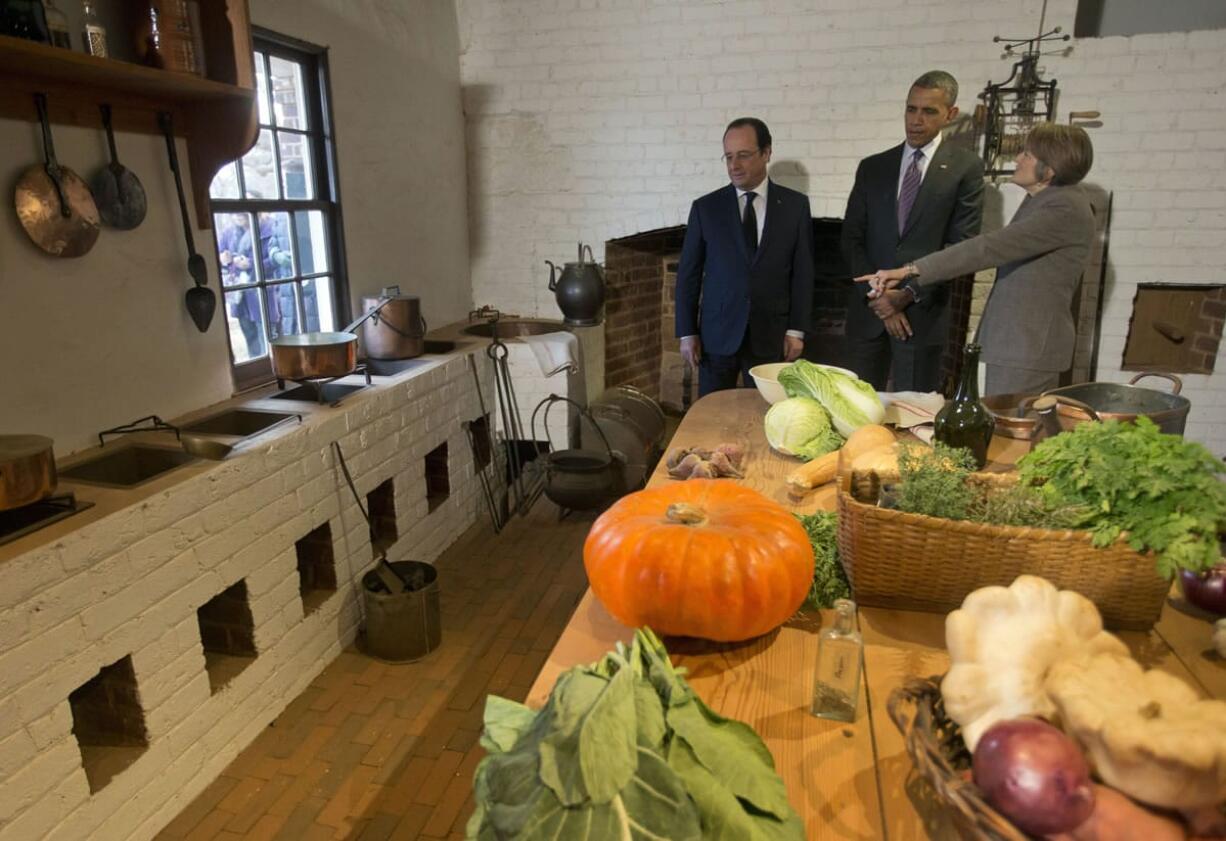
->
[468,627,803,840]
[1018,417,1226,578]
[795,511,850,609]
[894,442,978,520]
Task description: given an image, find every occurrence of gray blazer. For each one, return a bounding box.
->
[913,184,1094,372]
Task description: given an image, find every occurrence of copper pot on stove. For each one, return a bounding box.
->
[360,286,426,360]
[0,435,56,511]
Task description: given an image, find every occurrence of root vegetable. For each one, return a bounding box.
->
[1044,784,1186,841]
[837,425,896,476]
[708,450,744,479]
[786,449,840,491]
[972,717,1095,836]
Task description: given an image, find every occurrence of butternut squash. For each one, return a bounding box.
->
[836,424,896,478]
[785,449,840,491]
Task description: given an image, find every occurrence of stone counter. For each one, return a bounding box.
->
[0,348,499,840]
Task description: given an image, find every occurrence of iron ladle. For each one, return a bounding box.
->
[157,111,214,332]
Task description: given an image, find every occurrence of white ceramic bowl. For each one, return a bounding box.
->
[748,362,857,405]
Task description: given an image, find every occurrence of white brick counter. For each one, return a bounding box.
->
[0,351,498,841]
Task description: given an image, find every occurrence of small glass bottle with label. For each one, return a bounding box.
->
[810,598,863,722]
[81,0,107,57]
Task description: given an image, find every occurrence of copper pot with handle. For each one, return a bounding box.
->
[1043,372,1189,437]
[0,435,56,511]
[270,296,393,380]
[359,286,427,360]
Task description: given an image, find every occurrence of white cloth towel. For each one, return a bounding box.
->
[520,331,580,377]
[878,390,947,444]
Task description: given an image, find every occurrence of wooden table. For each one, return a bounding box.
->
[528,389,1225,840]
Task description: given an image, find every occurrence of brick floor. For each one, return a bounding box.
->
[155,499,597,841]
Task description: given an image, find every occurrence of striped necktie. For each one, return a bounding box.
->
[897,149,924,235]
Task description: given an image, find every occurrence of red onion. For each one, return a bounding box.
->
[1179,565,1226,616]
[972,718,1095,836]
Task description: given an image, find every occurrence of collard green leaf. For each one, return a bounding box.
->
[480,694,539,754]
[667,736,805,841]
[634,679,667,750]
[667,698,791,820]
[538,669,609,805]
[473,743,702,841]
[578,663,638,802]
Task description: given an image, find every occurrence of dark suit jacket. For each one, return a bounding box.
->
[914,184,1095,372]
[675,181,815,358]
[841,141,984,345]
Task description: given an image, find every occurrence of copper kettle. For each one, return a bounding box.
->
[546,242,605,326]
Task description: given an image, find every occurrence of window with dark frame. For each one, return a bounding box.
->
[209,31,349,390]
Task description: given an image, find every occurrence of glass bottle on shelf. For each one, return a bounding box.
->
[42,0,70,48]
[810,598,863,723]
[81,0,107,57]
[933,342,995,469]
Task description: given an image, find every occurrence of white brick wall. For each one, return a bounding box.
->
[0,352,500,840]
[457,0,1226,455]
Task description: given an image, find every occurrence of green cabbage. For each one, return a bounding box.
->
[763,397,843,461]
[776,361,885,437]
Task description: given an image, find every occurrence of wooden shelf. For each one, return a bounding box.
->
[0,1,258,227]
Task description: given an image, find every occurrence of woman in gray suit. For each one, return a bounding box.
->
[857,123,1095,395]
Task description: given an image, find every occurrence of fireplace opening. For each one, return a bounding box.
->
[604,219,976,408]
[197,580,257,693]
[425,442,450,513]
[367,478,398,557]
[69,654,149,793]
[1123,284,1224,374]
[296,522,338,616]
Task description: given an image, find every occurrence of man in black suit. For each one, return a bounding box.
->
[676,118,815,397]
[841,70,985,392]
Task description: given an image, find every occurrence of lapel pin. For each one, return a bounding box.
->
[939,163,948,169]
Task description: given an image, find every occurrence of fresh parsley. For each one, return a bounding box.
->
[795,511,850,609]
[1017,417,1226,579]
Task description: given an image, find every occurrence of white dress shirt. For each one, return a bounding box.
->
[897,131,941,197]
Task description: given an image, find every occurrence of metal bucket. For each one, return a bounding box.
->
[360,561,441,662]
[585,386,666,492]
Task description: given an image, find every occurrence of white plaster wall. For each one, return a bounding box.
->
[0,0,471,456]
[0,353,494,841]
[456,0,1226,454]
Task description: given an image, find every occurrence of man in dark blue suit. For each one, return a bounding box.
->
[675,118,815,397]
[841,70,984,392]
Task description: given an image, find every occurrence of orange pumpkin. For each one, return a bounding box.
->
[583,479,815,642]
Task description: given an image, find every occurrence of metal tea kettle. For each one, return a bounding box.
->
[546,242,605,326]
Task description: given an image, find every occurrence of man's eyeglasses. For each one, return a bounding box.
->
[722,150,760,164]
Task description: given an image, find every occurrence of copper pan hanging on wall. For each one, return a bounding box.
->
[14,93,100,258]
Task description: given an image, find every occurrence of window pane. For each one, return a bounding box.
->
[209,162,240,199]
[278,133,313,199]
[266,282,301,340]
[241,130,279,200]
[225,289,268,363]
[214,212,256,288]
[293,211,330,274]
[255,211,295,281]
[269,55,307,130]
[301,276,334,332]
[255,52,272,125]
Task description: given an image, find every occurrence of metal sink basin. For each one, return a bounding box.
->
[180,409,297,437]
[60,445,195,488]
[461,319,569,338]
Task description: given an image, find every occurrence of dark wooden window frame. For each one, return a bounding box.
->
[210,29,351,392]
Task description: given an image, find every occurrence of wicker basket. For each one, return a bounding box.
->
[887,676,1027,841]
[835,483,1170,631]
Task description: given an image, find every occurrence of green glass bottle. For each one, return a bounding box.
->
[933,343,995,469]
